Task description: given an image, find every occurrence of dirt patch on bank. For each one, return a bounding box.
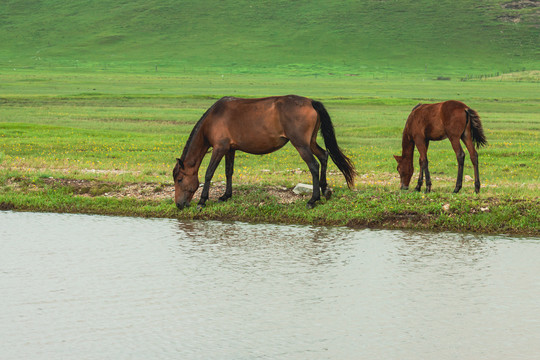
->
[35,177,303,204]
[501,0,539,9]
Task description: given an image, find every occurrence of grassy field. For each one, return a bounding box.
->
[1,70,538,234]
[1,0,538,234]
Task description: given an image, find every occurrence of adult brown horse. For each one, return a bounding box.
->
[173,95,357,209]
[394,100,487,193]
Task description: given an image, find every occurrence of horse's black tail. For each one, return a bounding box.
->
[466,108,487,149]
[311,100,357,188]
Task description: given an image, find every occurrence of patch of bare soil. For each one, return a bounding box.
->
[38,177,303,204]
[346,211,432,230]
[497,14,522,22]
[501,0,539,9]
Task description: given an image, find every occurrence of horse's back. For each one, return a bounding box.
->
[203,95,317,154]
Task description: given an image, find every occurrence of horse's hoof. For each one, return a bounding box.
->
[218,195,230,203]
[414,187,421,192]
[196,204,205,211]
[453,188,461,194]
[323,188,332,200]
[306,202,316,209]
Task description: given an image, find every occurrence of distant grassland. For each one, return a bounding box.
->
[0,71,538,234]
[1,0,538,76]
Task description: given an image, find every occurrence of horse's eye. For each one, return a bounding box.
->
[177,178,183,184]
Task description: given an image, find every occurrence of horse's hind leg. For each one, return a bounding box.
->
[450,137,466,193]
[293,144,321,208]
[312,143,331,199]
[463,136,481,193]
[219,150,235,202]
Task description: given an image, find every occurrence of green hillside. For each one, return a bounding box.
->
[0,0,539,76]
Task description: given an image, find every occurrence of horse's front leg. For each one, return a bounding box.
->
[415,140,431,193]
[219,150,235,202]
[198,148,227,209]
[415,162,424,192]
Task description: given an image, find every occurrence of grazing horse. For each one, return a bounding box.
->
[173,95,357,209]
[394,100,487,193]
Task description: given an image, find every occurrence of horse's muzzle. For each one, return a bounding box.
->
[400,185,409,191]
[176,201,190,210]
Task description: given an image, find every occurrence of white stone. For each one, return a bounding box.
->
[292,183,313,195]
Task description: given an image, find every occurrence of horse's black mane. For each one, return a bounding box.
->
[174,100,226,179]
[173,106,211,179]
[179,105,214,162]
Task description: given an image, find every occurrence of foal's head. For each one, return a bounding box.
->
[173,158,199,209]
[393,155,413,190]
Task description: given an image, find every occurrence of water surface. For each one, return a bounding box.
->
[1,211,539,359]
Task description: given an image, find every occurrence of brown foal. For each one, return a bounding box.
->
[394,100,487,193]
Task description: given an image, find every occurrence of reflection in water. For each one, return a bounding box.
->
[0,211,539,360]
[393,230,496,274]
[175,220,354,269]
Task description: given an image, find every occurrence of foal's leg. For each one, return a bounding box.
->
[198,147,227,209]
[463,136,481,193]
[415,157,424,192]
[450,137,466,193]
[219,150,235,202]
[415,140,432,193]
[312,143,331,199]
[293,144,321,208]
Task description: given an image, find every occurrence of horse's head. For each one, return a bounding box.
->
[173,158,199,209]
[394,155,413,190]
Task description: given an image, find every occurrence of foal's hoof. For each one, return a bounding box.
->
[218,195,231,203]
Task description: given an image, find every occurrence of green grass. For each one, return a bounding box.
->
[1,0,538,76]
[0,71,538,235]
[0,1,538,234]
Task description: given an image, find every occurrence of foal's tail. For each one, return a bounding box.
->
[311,100,357,188]
[466,108,487,148]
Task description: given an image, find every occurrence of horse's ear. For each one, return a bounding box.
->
[176,158,184,169]
[393,155,402,163]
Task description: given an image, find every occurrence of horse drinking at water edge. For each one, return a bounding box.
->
[394,100,487,193]
[173,95,357,209]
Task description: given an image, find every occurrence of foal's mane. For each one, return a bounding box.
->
[411,103,423,112]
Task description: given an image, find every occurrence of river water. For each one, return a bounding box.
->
[1,211,539,359]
